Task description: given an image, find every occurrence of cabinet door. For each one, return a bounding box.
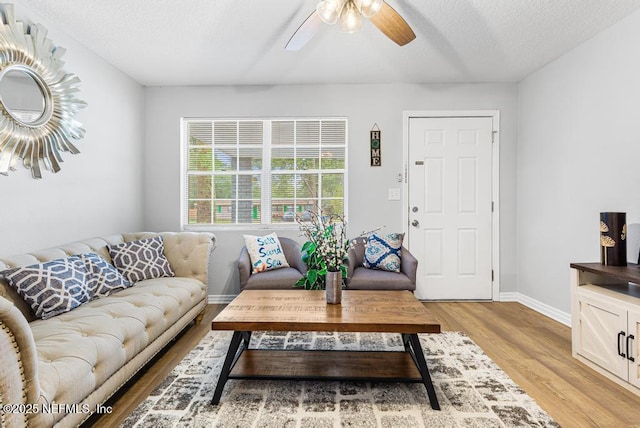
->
[628,309,640,388]
[576,291,628,379]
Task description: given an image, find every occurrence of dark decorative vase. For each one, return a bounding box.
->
[325,271,342,304]
[600,212,627,266]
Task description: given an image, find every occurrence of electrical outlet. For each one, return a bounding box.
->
[388,188,401,201]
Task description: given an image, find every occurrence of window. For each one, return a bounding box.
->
[182,118,347,228]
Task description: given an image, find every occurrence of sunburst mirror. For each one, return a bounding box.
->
[0,3,86,179]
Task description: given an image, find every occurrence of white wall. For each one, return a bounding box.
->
[144,83,518,298]
[518,9,640,314]
[0,1,145,255]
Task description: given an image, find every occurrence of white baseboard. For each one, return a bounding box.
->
[208,294,236,304]
[208,292,571,327]
[500,292,570,326]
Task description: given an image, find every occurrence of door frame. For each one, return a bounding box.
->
[402,110,501,301]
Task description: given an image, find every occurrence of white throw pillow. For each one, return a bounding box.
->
[243,233,290,274]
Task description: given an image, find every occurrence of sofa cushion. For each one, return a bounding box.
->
[244,267,303,290]
[347,267,414,290]
[80,253,132,298]
[243,233,290,274]
[30,276,206,409]
[1,257,91,320]
[363,232,404,273]
[108,237,175,283]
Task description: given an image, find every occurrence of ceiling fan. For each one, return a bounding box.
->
[285,0,416,51]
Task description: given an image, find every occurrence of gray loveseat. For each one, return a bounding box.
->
[0,231,215,428]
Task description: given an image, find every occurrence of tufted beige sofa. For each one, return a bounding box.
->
[0,231,215,428]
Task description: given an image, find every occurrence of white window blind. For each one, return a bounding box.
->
[182,118,347,227]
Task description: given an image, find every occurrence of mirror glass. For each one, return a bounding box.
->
[0,68,47,125]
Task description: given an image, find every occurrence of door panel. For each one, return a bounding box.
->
[458,229,477,275]
[458,157,478,213]
[425,158,443,213]
[424,229,444,276]
[408,116,493,300]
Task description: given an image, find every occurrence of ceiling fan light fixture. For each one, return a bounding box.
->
[358,0,383,18]
[316,0,346,25]
[339,0,362,33]
[287,0,416,50]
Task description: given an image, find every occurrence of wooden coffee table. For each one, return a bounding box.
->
[210,289,441,409]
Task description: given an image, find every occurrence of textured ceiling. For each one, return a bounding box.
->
[17,0,640,86]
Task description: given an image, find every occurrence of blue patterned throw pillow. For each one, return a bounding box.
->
[363,232,404,273]
[1,256,91,319]
[79,252,132,298]
[107,237,175,283]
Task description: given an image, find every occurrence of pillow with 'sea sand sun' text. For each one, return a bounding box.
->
[243,233,290,274]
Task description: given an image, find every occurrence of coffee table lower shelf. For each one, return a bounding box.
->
[231,349,423,381]
[210,331,441,410]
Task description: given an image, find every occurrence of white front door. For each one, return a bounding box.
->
[408,116,494,300]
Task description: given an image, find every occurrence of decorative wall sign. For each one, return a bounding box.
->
[370,123,381,166]
[0,3,86,179]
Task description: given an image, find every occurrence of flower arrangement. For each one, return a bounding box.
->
[294,210,350,290]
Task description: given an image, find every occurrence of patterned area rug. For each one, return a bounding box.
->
[121,331,558,427]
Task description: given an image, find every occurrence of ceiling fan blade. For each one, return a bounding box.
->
[370,1,416,46]
[285,11,323,51]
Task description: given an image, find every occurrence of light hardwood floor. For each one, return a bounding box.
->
[85,302,640,427]
[427,302,640,427]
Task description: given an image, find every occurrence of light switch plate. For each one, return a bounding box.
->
[388,188,401,200]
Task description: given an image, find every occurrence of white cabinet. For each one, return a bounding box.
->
[571,263,640,395]
[627,309,640,389]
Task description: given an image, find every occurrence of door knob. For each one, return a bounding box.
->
[411,220,419,227]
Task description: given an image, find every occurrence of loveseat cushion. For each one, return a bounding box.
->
[347,267,414,290]
[30,277,205,409]
[244,267,304,290]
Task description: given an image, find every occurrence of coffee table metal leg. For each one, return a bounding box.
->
[242,331,252,347]
[408,333,441,410]
[211,330,243,405]
[401,333,411,352]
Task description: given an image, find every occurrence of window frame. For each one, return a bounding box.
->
[180,117,349,231]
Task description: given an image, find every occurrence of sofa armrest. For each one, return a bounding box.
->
[0,296,41,428]
[238,247,252,290]
[400,246,418,286]
[280,238,307,276]
[347,248,358,280]
[123,232,216,286]
[346,236,366,281]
